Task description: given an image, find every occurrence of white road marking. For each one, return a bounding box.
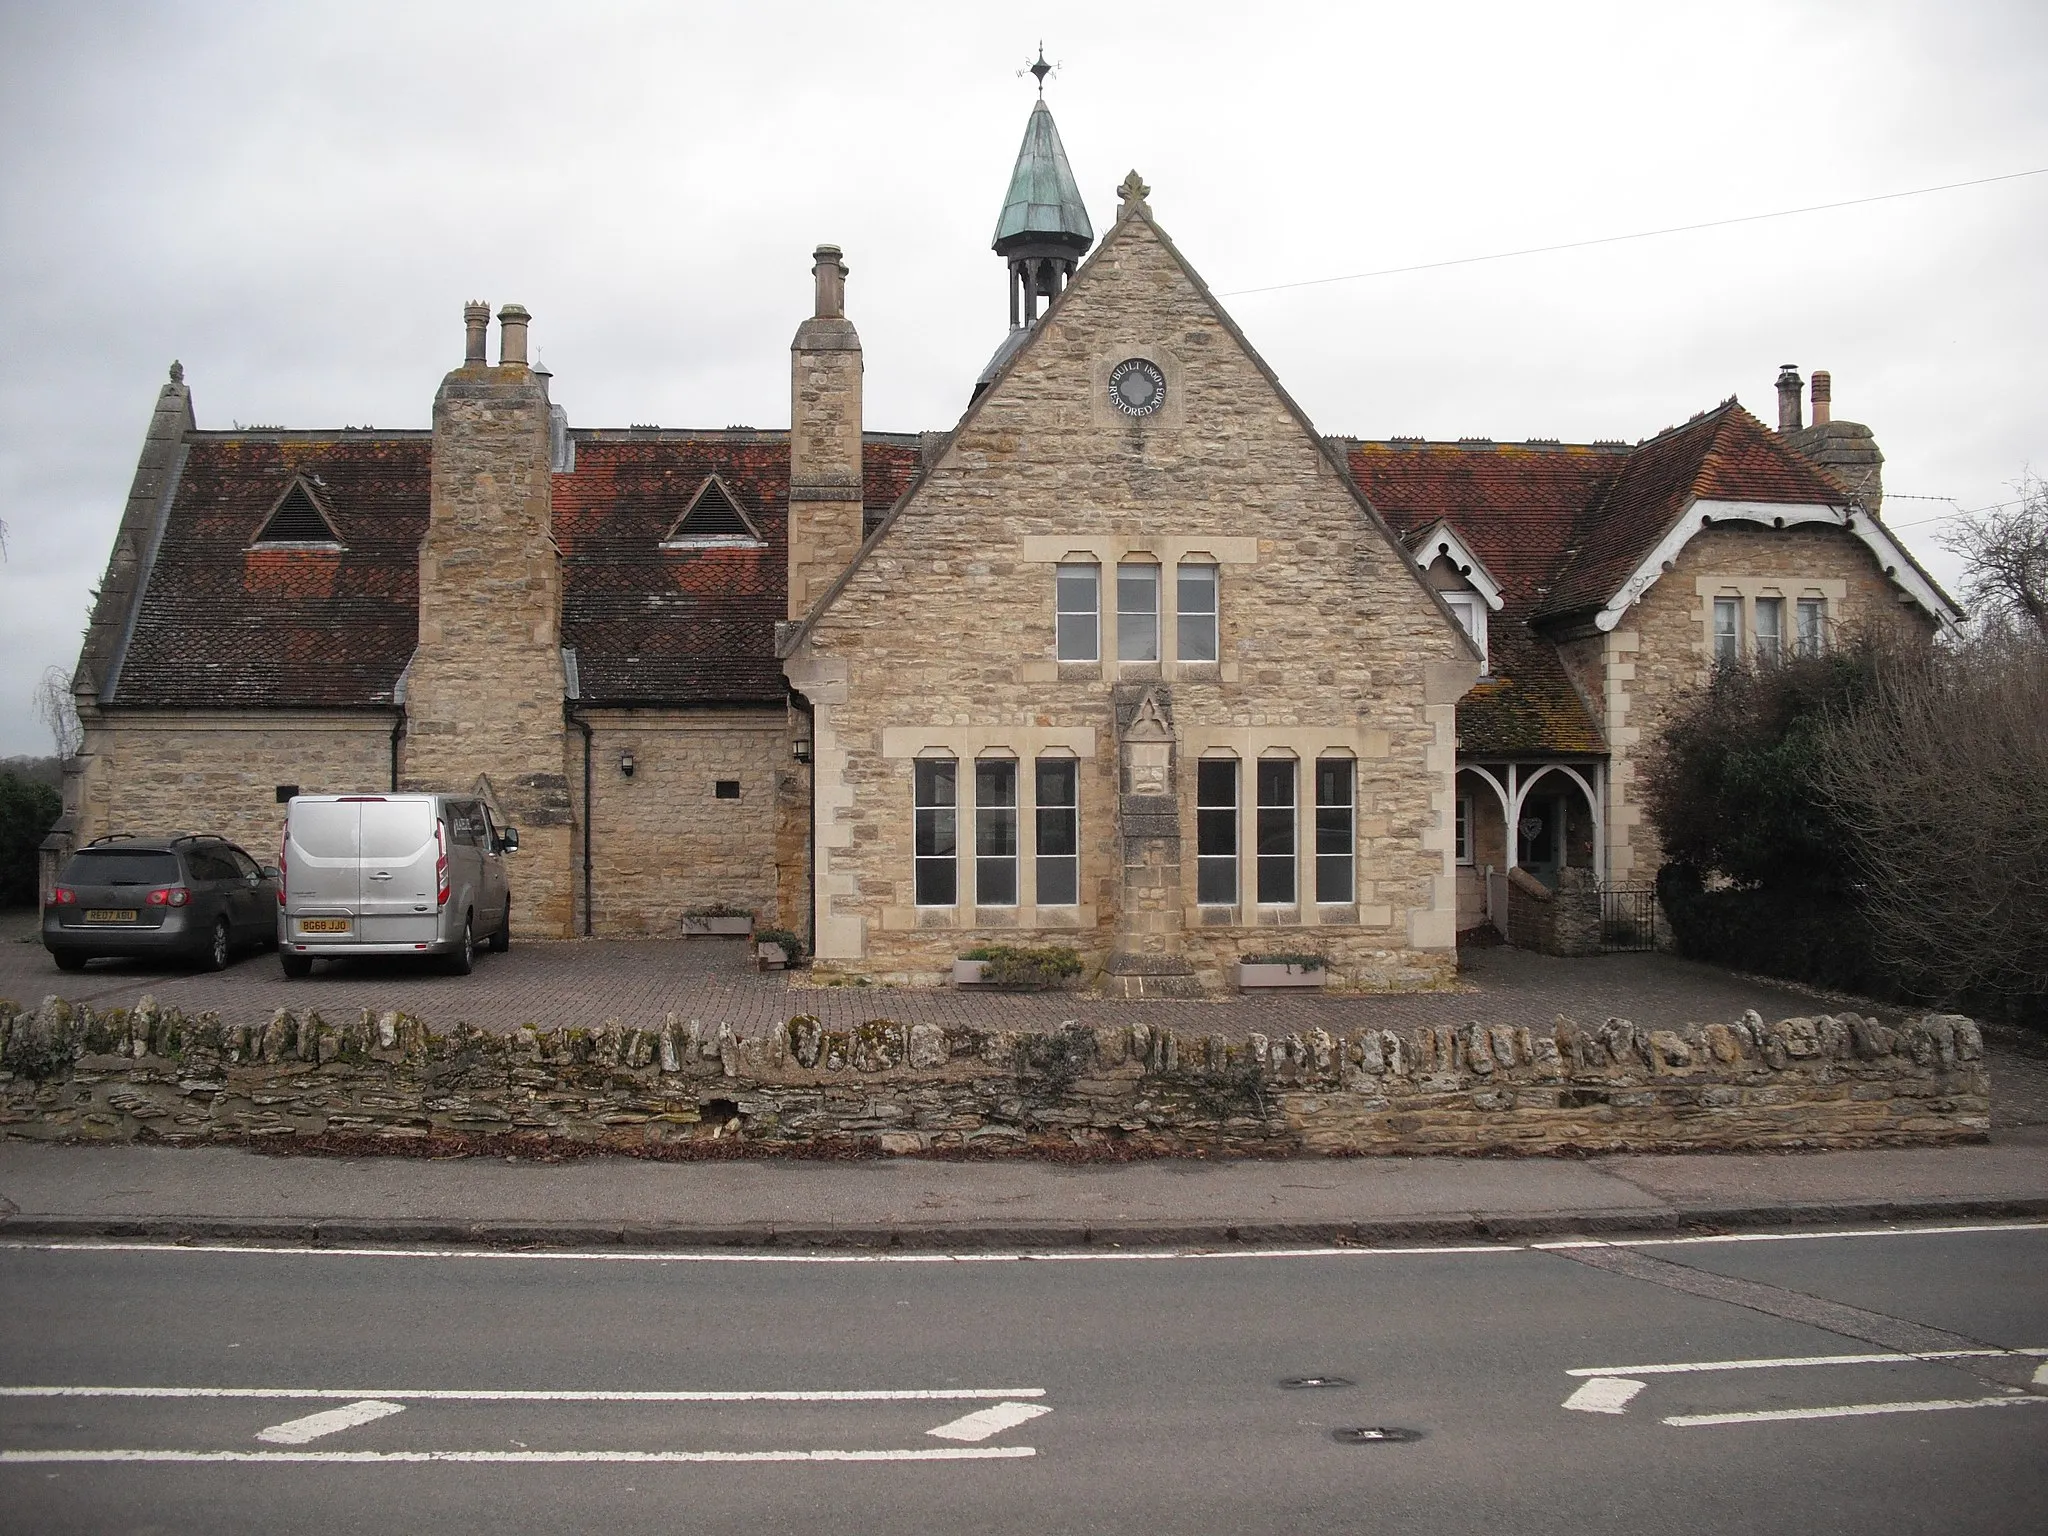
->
[0,1386,1045,1404]
[1664,1395,2048,1428]
[1566,1347,2048,1378]
[925,1401,1051,1442]
[1535,1222,2048,1251]
[0,1446,1036,1465]
[2036,1362,2048,1387]
[256,1400,405,1444]
[1561,1377,1645,1414]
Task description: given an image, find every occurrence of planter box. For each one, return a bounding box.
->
[756,942,789,971]
[952,959,991,987]
[1237,962,1325,991]
[682,915,753,937]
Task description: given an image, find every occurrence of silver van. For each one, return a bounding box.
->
[277,794,516,977]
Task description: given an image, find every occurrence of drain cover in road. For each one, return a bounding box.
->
[1331,1426,1424,1444]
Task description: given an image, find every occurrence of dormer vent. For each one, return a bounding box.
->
[253,479,341,545]
[663,474,763,546]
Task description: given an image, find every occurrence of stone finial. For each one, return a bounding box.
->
[1118,170,1151,218]
[811,245,848,320]
[463,301,491,365]
[497,303,531,368]
[167,360,184,385]
[1811,369,1832,425]
[1775,363,1803,433]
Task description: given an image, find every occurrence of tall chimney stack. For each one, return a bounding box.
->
[787,244,865,621]
[1776,364,1803,433]
[1810,370,1832,426]
[497,304,531,369]
[463,301,490,366]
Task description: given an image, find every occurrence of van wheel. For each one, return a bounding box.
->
[489,900,510,953]
[446,916,475,976]
[53,952,87,972]
[280,952,313,979]
[202,920,231,972]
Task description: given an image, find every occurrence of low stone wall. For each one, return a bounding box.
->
[0,993,1988,1156]
[1506,867,1603,957]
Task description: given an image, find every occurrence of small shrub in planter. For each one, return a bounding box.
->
[1237,952,1326,990]
[682,903,754,937]
[956,943,1085,991]
[754,927,806,968]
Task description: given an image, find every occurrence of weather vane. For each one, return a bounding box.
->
[1019,43,1057,95]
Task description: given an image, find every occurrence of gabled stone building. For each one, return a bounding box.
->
[53,93,1960,989]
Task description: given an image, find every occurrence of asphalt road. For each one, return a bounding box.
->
[2,1224,2044,1535]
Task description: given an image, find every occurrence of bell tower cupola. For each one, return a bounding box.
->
[992,51,1093,330]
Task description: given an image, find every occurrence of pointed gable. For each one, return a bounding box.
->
[661,473,762,545]
[253,477,342,545]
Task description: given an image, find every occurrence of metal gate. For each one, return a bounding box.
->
[1597,883,1658,952]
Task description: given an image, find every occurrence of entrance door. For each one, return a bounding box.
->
[1518,795,1563,889]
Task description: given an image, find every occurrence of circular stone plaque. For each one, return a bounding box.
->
[1108,357,1167,417]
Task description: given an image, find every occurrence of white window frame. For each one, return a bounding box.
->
[1033,756,1079,907]
[1796,596,1827,656]
[1195,756,1238,906]
[1314,757,1354,904]
[1116,561,1160,663]
[913,757,958,908]
[1255,757,1298,907]
[1712,596,1741,664]
[1754,596,1784,663]
[1176,561,1219,664]
[1455,795,1474,867]
[973,757,1019,907]
[1055,562,1099,663]
[1443,593,1488,672]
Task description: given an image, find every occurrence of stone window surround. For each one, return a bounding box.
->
[1693,576,1846,663]
[1183,725,1394,931]
[1022,534,1258,683]
[881,725,1098,929]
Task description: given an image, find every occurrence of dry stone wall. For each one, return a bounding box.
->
[0,992,1987,1156]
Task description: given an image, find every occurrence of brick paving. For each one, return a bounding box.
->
[6,908,2044,1128]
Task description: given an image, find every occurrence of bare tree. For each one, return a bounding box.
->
[1820,630,2048,1020]
[32,665,81,759]
[1944,472,2048,640]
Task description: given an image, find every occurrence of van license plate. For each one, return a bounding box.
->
[84,909,138,923]
[298,919,351,934]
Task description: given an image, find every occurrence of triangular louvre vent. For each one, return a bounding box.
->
[663,475,762,544]
[254,480,340,545]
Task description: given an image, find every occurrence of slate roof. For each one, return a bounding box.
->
[109,429,921,713]
[112,433,431,710]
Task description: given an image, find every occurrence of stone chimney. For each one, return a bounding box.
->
[1781,368,1884,516]
[1776,364,1804,433]
[404,300,573,937]
[463,302,490,365]
[787,244,864,621]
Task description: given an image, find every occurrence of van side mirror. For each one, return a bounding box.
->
[496,828,519,853]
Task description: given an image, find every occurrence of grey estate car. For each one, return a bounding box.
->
[277,793,516,977]
[44,835,280,972]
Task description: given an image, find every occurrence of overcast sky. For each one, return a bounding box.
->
[2,0,2042,757]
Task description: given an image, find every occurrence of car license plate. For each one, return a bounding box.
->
[298,918,351,935]
[84,909,138,923]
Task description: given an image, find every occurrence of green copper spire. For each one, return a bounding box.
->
[992,98,1093,253]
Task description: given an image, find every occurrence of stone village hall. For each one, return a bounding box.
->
[54,92,1957,994]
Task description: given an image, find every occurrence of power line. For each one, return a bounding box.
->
[1884,496,2028,531]
[1220,166,2048,298]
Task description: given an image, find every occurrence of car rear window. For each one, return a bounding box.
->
[361,800,436,861]
[289,802,360,858]
[61,850,179,886]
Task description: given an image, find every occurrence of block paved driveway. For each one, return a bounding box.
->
[5,909,2044,1129]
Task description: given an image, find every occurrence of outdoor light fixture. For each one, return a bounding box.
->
[619,749,636,778]
[793,736,813,764]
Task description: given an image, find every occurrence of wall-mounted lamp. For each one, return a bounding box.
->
[792,737,813,764]
[619,749,636,778]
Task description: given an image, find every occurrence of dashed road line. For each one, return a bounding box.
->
[256,1401,405,1444]
[1664,1395,2048,1428]
[1566,1347,2048,1378]
[926,1402,1051,1442]
[1562,1378,1645,1414]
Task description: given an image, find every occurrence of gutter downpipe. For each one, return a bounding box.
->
[570,710,594,937]
[388,711,403,793]
[792,690,817,958]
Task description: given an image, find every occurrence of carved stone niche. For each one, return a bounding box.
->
[1116,685,1176,802]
